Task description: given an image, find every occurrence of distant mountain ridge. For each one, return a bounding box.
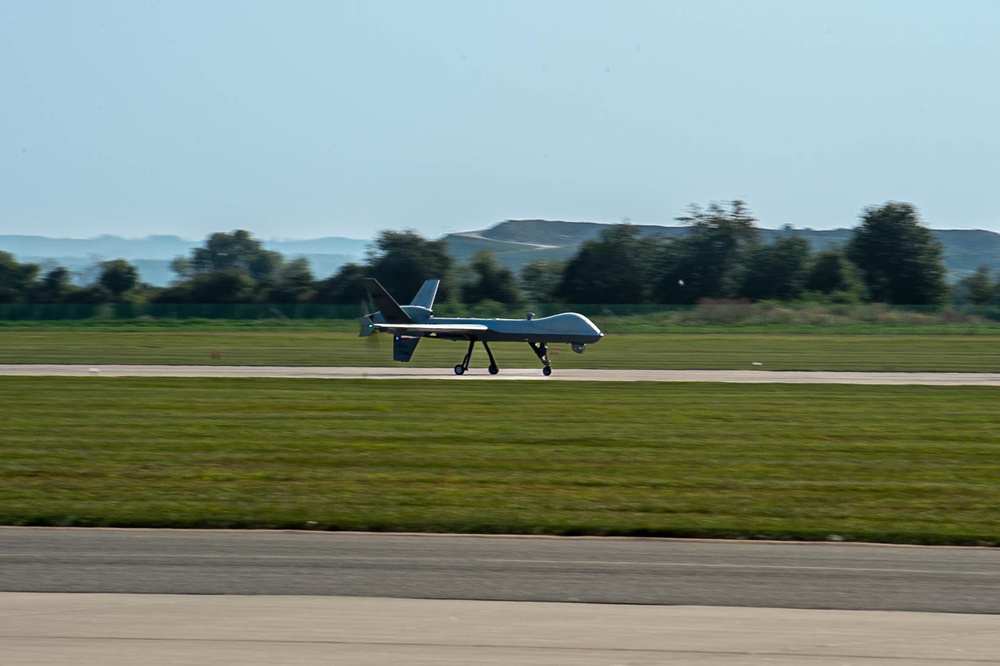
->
[0,234,370,286]
[2,221,998,286]
[443,220,1000,281]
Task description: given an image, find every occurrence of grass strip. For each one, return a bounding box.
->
[2,377,998,545]
[2,330,1000,372]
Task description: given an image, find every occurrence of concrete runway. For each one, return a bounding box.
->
[5,363,1000,384]
[5,593,999,665]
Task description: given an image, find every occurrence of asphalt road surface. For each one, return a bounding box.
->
[4,363,1000,384]
[3,529,999,614]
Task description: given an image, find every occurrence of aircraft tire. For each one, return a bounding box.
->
[454,365,465,375]
[488,365,499,375]
[542,366,552,376]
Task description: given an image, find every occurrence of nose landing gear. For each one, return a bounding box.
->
[529,341,553,376]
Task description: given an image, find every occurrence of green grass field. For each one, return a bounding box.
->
[3,329,1000,371]
[3,377,999,545]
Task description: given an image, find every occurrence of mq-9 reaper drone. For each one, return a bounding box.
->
[359,278,604,376]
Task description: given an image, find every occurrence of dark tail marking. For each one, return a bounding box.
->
[393,335,421,362]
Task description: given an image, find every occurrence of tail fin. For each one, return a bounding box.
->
[409,279,440,310]
[358,314,375,337]
[363,278,413,324]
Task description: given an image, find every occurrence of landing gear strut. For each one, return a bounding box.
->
[529,341,552,376]
[483,341,499,375]
[454,338,500,376]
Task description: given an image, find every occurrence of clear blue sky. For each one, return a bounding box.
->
[2,0,998,240]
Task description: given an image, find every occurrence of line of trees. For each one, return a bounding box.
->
[554,201,949,306]
[2,202,998,309]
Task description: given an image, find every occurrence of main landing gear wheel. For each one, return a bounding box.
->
[454,339,475,376]
[542,366,552,376]
[454,338,502,377]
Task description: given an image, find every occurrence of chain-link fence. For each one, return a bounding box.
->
[2,302,1000,322]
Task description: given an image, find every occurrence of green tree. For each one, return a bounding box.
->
[557,224,657,304]
[150,282,193,304]
[0,251,40,303]
[188,269,256,303]
[166,230,287,303]
[366,230,453,302]
[178,230,284,282]
[98,259,140,302]
[653,238,702,304]
[519,259,565,305]
[804,249,868,302]
[462,250,522,305]
[655,200,760,303]
[953,266,996,306]
[739,236,811,301]
[34,266,78,303]
[264,257,315,303]
[846,202,947,305]
[313,262,369,304]
[169,255,195,281]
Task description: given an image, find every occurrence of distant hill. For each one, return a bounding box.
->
[444,220,1000,281]
[0,234,370,286]
[3,222,998,286]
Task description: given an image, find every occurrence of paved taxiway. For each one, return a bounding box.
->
[4,530,998,612]
[3,530,1000,665]
[4,363,1000,384]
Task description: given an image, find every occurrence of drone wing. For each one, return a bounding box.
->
[372,323,490,335]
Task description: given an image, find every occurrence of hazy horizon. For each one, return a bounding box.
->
[4,215,1000,244]
[3,1,998,240]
